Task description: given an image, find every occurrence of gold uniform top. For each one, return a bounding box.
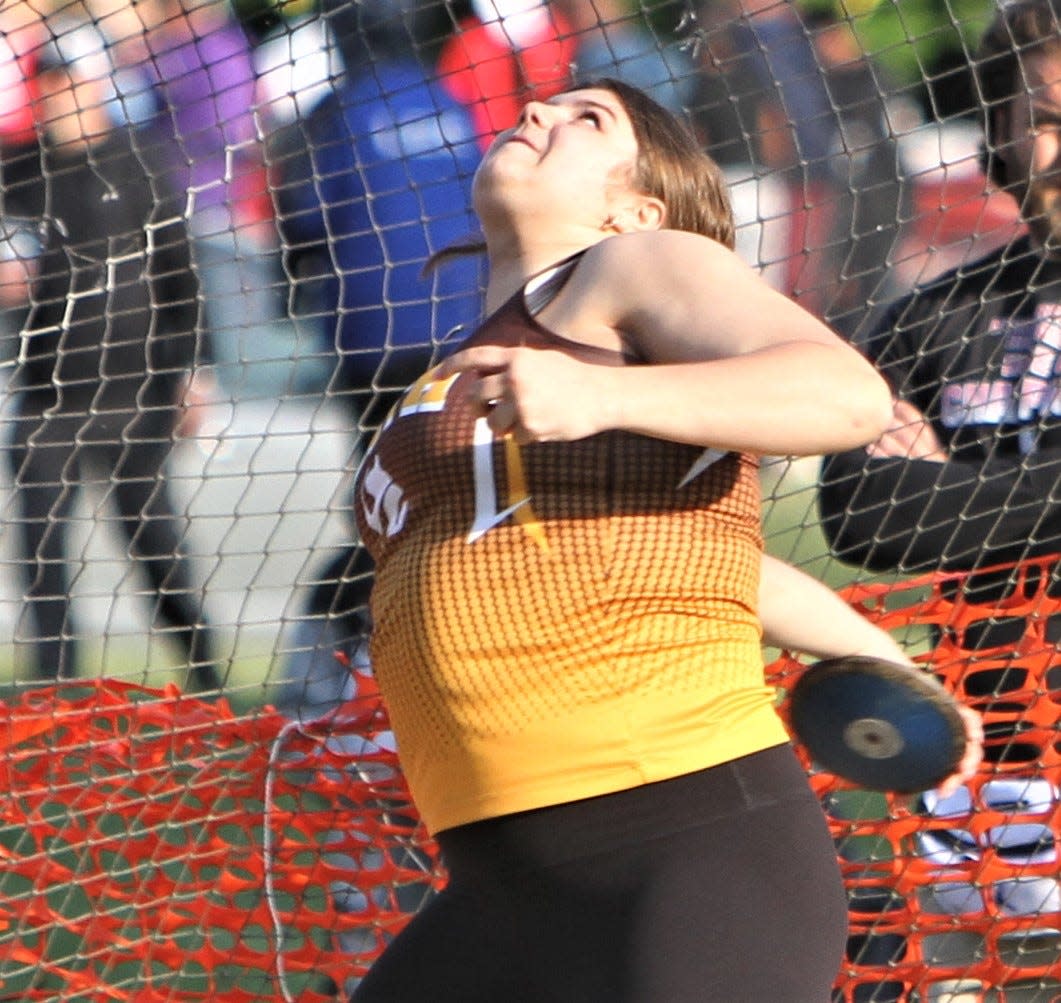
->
[353,261,788,835]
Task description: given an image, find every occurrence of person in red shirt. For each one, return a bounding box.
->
[436,0,577,149]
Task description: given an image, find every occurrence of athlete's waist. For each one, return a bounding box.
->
[381,676,787,835]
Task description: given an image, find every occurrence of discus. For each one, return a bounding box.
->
[788,656,967,793]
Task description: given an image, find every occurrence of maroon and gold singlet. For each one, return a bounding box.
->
[353,262,788,835]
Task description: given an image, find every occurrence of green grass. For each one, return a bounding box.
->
[0,631,283,715]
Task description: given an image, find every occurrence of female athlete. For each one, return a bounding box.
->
[350,79,966,1002]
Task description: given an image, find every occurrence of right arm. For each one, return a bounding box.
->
[442,231,892,458]
[759,553,985,798]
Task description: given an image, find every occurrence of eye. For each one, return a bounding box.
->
[577,109,603,128]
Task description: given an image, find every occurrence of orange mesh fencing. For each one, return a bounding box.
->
[0,669,442,1002]
[0,557,1060,1000]
[767,554,1061,1002]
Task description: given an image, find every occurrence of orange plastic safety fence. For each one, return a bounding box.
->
[0,673,442,1002]
[2,557,1060,1001]
[767,554,1061,1002]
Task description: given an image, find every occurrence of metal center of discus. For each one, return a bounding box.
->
[843,717,905,759]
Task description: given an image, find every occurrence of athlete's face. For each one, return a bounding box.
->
[996,49,1061,254]
[473,87,644,229]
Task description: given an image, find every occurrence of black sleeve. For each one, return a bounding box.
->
[819,446,1061,572]
[817,280,1061,573]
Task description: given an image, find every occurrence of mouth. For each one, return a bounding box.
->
[505,133,538,152]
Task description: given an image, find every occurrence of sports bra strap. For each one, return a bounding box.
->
[523,250,587,318]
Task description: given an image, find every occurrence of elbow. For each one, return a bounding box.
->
[855,394,893,447]
[840,373,892,450]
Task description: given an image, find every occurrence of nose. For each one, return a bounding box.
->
[518,100,551,129]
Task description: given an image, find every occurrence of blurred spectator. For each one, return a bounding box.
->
[3,37,222,689]
[0,4,46,220]
[271,0,484,721]
[819,0,1061,990]
[691,0,906,335]
[47,10,159,128]
[253,7,342,134]
[552,0,695,117]
[819,0,1061,580]
[0,0,43,353]
[0,217,38,311]
[803,7,909,337]
[693,0,834,187]
[93,0,291,397]
[918,781,1060,922]
[0,2,42,152]
[0,214,40,366]
[436,0,577,149]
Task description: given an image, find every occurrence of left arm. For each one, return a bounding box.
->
[759,554,984,799]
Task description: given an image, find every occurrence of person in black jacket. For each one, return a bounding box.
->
[819,5,1061,990]
[820,0,1061,586]
[4,38,221,689]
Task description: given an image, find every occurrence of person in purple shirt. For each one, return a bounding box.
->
[110,0,289,392]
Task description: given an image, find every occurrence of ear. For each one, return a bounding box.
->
[605,195,665,234]
[631,196,665,232]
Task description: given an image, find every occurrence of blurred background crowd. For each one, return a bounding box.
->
[0,0,1015,384]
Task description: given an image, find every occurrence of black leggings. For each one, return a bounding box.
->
[6,406,220,688]
[351,744,847,1003]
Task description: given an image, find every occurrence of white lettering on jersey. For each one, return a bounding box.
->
[678,447,727,488]
[940,381,1014,428]
[943,307,1061,433]
[468,417,528,543]
[1017,303,1061,420]
[360,455,409,539]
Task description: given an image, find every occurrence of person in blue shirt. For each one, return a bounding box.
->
[273,0,484,721]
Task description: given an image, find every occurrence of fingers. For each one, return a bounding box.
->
[935,705,985,800]
[891,398,926,424]
[437,345,514,379]
[486,396,519,438]
[865,434,908,460]
[438,347,516,425]
[865,398,949,462]
[476,373,507,407]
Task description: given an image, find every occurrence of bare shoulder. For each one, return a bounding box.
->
[587,230,741,279]
[573,231,839,363]
[582,231,759,313]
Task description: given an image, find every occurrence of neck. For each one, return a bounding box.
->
[482,229,600,312]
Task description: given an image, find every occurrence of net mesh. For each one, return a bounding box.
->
[0,0,1059,998]
[769,555,1061,1001]
[0,667,441,1001]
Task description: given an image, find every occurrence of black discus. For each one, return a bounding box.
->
[788,656,967,793]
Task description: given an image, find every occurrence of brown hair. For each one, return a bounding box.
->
[976,0,1061,188]
[427,77,735,270]
[595,77,736,249]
